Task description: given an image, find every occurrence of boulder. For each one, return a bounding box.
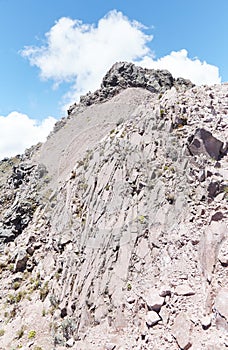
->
[172,312,192,349]
[145,311,161,327]
[14,249,28,272]
[144,288,164,311]
[188,128,223,160]
[214,288,228,321]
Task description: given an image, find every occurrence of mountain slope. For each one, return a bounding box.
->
[0,62,227,350]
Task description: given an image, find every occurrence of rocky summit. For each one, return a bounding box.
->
[0,62,227,350]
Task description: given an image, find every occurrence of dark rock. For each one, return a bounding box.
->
[14,249,28,272]
[188,128,223,160]
[211,212,224,221]
[68,62,194,113]
[207,181,220,198]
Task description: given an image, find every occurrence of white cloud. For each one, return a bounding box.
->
[0,112,57,160]
[21,10,221,111]
[21,10,152,108]
[139,49,221,86]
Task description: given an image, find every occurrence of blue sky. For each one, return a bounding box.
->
[0,0,227,159]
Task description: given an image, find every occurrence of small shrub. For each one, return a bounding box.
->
[160,109,165,117]
[8,263,14,272]
[0,329,5,336]
[223,185,228,196]
[138,215,145,224]
[127,282,132,291]
[13,281,20,290]
[42,308,46,317]
[28,330,36,339]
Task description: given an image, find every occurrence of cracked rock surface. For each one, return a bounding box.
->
[0,62,227,350]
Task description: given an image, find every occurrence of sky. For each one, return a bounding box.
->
[0,0,227,159]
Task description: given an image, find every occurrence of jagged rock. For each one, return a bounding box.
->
[188,128,223,160]
[171,312,192,349]
[144,288,164,311]
[0,227,15,243]
[68,61,194,113]
[159,286,172,297]
[201,315,211,329]
[66,338,75,347]
[218,239,228,266]
[207,181,220,198]
[199,222,227,282]
[14,249,28,272]
[145,311,161,327]
[105,343,116,350]
[175,284,195,296]
[214,288,228,321]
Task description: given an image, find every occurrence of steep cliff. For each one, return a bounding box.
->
[0,62,227,350]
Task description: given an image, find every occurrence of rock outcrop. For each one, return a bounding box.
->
[0,63,227,350]
[68,62,194,113]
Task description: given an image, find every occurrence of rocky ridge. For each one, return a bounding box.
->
[67,62,194,113]
[0,62,227,350]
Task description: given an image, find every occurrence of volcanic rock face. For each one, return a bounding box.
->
[0,62,227,350]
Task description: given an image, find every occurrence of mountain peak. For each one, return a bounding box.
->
[68,62,194,114]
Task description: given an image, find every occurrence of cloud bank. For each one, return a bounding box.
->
[21,10,221,110]
[0,112,56,160]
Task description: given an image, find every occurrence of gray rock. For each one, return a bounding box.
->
[214,288,228,321]
[145,311,161,327]
[175,284,195,296]
[172,312,192,350]
[105,343,116,350]
[144,288,164,311]
[66,338,75,347]
[201,315,211,329]
[0,228,15,243]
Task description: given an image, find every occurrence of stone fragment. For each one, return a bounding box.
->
[201,315,211,329]
[12,272,23,282]
[175,284,195,296]
[218,239,228,266]
[198,170,205,182]
[0,228,15,243]
[207,181,220,198]
[214,288,228,320]
[126,296,135,304]
[105,343,116,350]
[145,311,161,327]
[60,233,72,247]
[66,338,75,347]
[159,285,172,297]
[172,312,192,350]
[188,128,223,160]
[144,288,164,311]
[26,246,35,256]
[199,222,226,282]
[14,249,28,272]
[211,211,224,222]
